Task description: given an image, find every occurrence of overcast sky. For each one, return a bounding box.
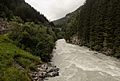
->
[25,0,86,21]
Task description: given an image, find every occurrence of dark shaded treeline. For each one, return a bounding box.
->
[54,0,120,58]
[77,0,120,57]
[0,0,51,25]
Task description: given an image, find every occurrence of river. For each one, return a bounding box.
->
[45,39,120,81]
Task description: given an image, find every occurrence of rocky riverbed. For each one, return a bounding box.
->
[29,63,59,81]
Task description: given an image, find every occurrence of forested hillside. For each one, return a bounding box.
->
[56,0,120,58]
[53,7,82,39]
[0,0,56,81]
[0,0,50,25]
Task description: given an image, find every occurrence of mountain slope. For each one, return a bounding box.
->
[53,7,82,26]
[55,0,120,58]
[53,6,82,40]
[0,0,50,25]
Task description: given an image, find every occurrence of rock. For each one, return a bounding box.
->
[94,53,98,54]
[29,63,59,81]
[37,78,43,81]
[39,72,47,78]
[47,66,59,73]
[41,64,48,70]
[30,72,38,77]
[46,67,53,72]
[37,67,43,71]
[47,71,59,77]
[34,77,38,80]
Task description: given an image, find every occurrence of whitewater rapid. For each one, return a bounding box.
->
[46,39,120,81]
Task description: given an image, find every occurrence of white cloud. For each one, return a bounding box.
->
[25,0,86,21]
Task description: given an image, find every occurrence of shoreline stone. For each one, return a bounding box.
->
[29,63,59,81]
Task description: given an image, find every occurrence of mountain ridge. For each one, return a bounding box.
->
[0,0,51,25]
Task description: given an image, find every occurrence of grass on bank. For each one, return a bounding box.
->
[0,35,42,81]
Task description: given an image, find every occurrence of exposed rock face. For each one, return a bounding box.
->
[70,36,80,45]
[66,35,80,45]
[29,63,59,81]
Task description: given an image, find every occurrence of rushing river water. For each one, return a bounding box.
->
[46,39,120,81]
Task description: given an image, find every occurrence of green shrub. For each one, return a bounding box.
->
[9,21,56,62]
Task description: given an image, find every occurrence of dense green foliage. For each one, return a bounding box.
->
[52,25,65,39]
[77,0,120,57]
[0,18,56,80]
[0,35,41,81]
[9,18,56,62]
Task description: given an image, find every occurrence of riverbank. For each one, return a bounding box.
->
[0,35,58,81]
[29,63,59,81]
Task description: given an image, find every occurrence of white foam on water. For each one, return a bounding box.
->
[46,39,120,81]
